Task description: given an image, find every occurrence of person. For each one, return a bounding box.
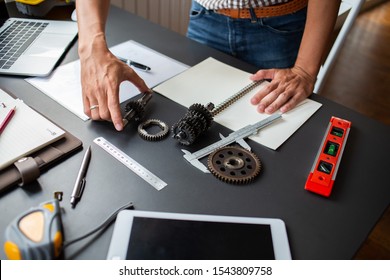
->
[75,0,341,131]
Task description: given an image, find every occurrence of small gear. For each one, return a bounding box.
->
[138,119,169,141]
[123,92,152,127]
[207,146,261,185]
[171,122,197,146]
[125,100,145,122]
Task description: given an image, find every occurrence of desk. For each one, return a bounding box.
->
[1,6,389,260]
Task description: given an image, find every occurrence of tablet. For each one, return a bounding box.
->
[107,210,291,260]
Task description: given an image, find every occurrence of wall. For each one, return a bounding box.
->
[111,0,192,36]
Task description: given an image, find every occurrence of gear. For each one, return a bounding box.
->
[124,100,145,122]
[138,119,169,141]
[171,103,214,145]
[171,122,197,146]
[207,146,261,185]
[123,92,152,127]
[189,103,213,129]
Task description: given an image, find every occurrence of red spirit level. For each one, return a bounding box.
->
[305,116,352,197]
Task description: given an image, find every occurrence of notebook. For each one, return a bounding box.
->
[0,0,78,76]
[154,57,322,150]
[0,88,65,170]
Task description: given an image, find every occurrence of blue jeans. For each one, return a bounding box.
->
[187,1,307,69]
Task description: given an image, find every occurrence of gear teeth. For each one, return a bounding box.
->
[171,122,197,146]
[207,146,261,185]
[138,119,169,141]
[125,100,145,121]
[172,103,214,145]
[189,103,213,129]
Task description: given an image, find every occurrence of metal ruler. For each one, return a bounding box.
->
[93,137,167,191]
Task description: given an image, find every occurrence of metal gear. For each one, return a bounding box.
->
[138,119,169,141]
[171,122,197,146]
[207,146,261,185]
[123,92,152,127]
[171,103,214,145]
[189,103,214,129]
[124,100,145,121]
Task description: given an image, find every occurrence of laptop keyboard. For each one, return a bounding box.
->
[0,20,48,69]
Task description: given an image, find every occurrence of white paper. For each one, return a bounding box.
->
[154,57,322,150]
[26,40,189,121]
[0,89,65,170]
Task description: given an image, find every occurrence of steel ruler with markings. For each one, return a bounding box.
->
[93,137,167,191]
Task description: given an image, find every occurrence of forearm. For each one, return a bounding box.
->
[294,0,341,79]
[75,0,111,58]
[74,0,149,130]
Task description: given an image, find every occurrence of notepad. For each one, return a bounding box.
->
[154,57,322,150]
[26,40,189,121]
[0,89,65,170]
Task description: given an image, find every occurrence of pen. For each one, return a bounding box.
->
[70,145,92,208]
[117,56,151,71]
[0,106,16,135]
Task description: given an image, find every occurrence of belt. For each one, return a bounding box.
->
[215,0,308,19]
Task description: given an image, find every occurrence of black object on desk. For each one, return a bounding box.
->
[117,56,151,71]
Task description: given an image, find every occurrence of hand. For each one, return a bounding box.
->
[80,47,150,131]
[250,65,316,114]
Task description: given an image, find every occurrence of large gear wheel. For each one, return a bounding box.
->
[207,146,261,185]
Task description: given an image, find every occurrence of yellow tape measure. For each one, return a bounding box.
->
[15,0,73,17]
[4,192,64,260]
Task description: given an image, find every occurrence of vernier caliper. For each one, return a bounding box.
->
[182,112,282,173]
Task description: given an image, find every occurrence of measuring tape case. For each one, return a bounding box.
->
[305,116,352,197]
[3,199,63,260]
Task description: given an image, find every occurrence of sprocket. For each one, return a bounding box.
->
[171,122,197,146]
[207,146,261,185]
[171,103,214,145]
[124,100,145,122]
[138,119,169,141]
[123,92,152,127]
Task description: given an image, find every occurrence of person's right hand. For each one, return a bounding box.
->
[80,43,150,131]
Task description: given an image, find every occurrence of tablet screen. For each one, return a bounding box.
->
[126,217,274,260]
[107,210,291,260]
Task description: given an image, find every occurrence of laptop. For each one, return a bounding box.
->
[0,0,78,76]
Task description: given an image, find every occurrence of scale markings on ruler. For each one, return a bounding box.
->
[93,137,167,191]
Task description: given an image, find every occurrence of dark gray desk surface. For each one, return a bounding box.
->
[1,6,389,260]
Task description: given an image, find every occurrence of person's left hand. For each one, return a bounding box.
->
[250,66,316,114]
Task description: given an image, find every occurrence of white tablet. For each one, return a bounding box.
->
[107,210,291,260]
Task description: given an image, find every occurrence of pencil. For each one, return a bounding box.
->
[0,106,16,135]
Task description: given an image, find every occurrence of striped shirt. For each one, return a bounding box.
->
[195,0,291,9]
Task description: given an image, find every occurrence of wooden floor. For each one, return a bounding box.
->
[320,1,390,259]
